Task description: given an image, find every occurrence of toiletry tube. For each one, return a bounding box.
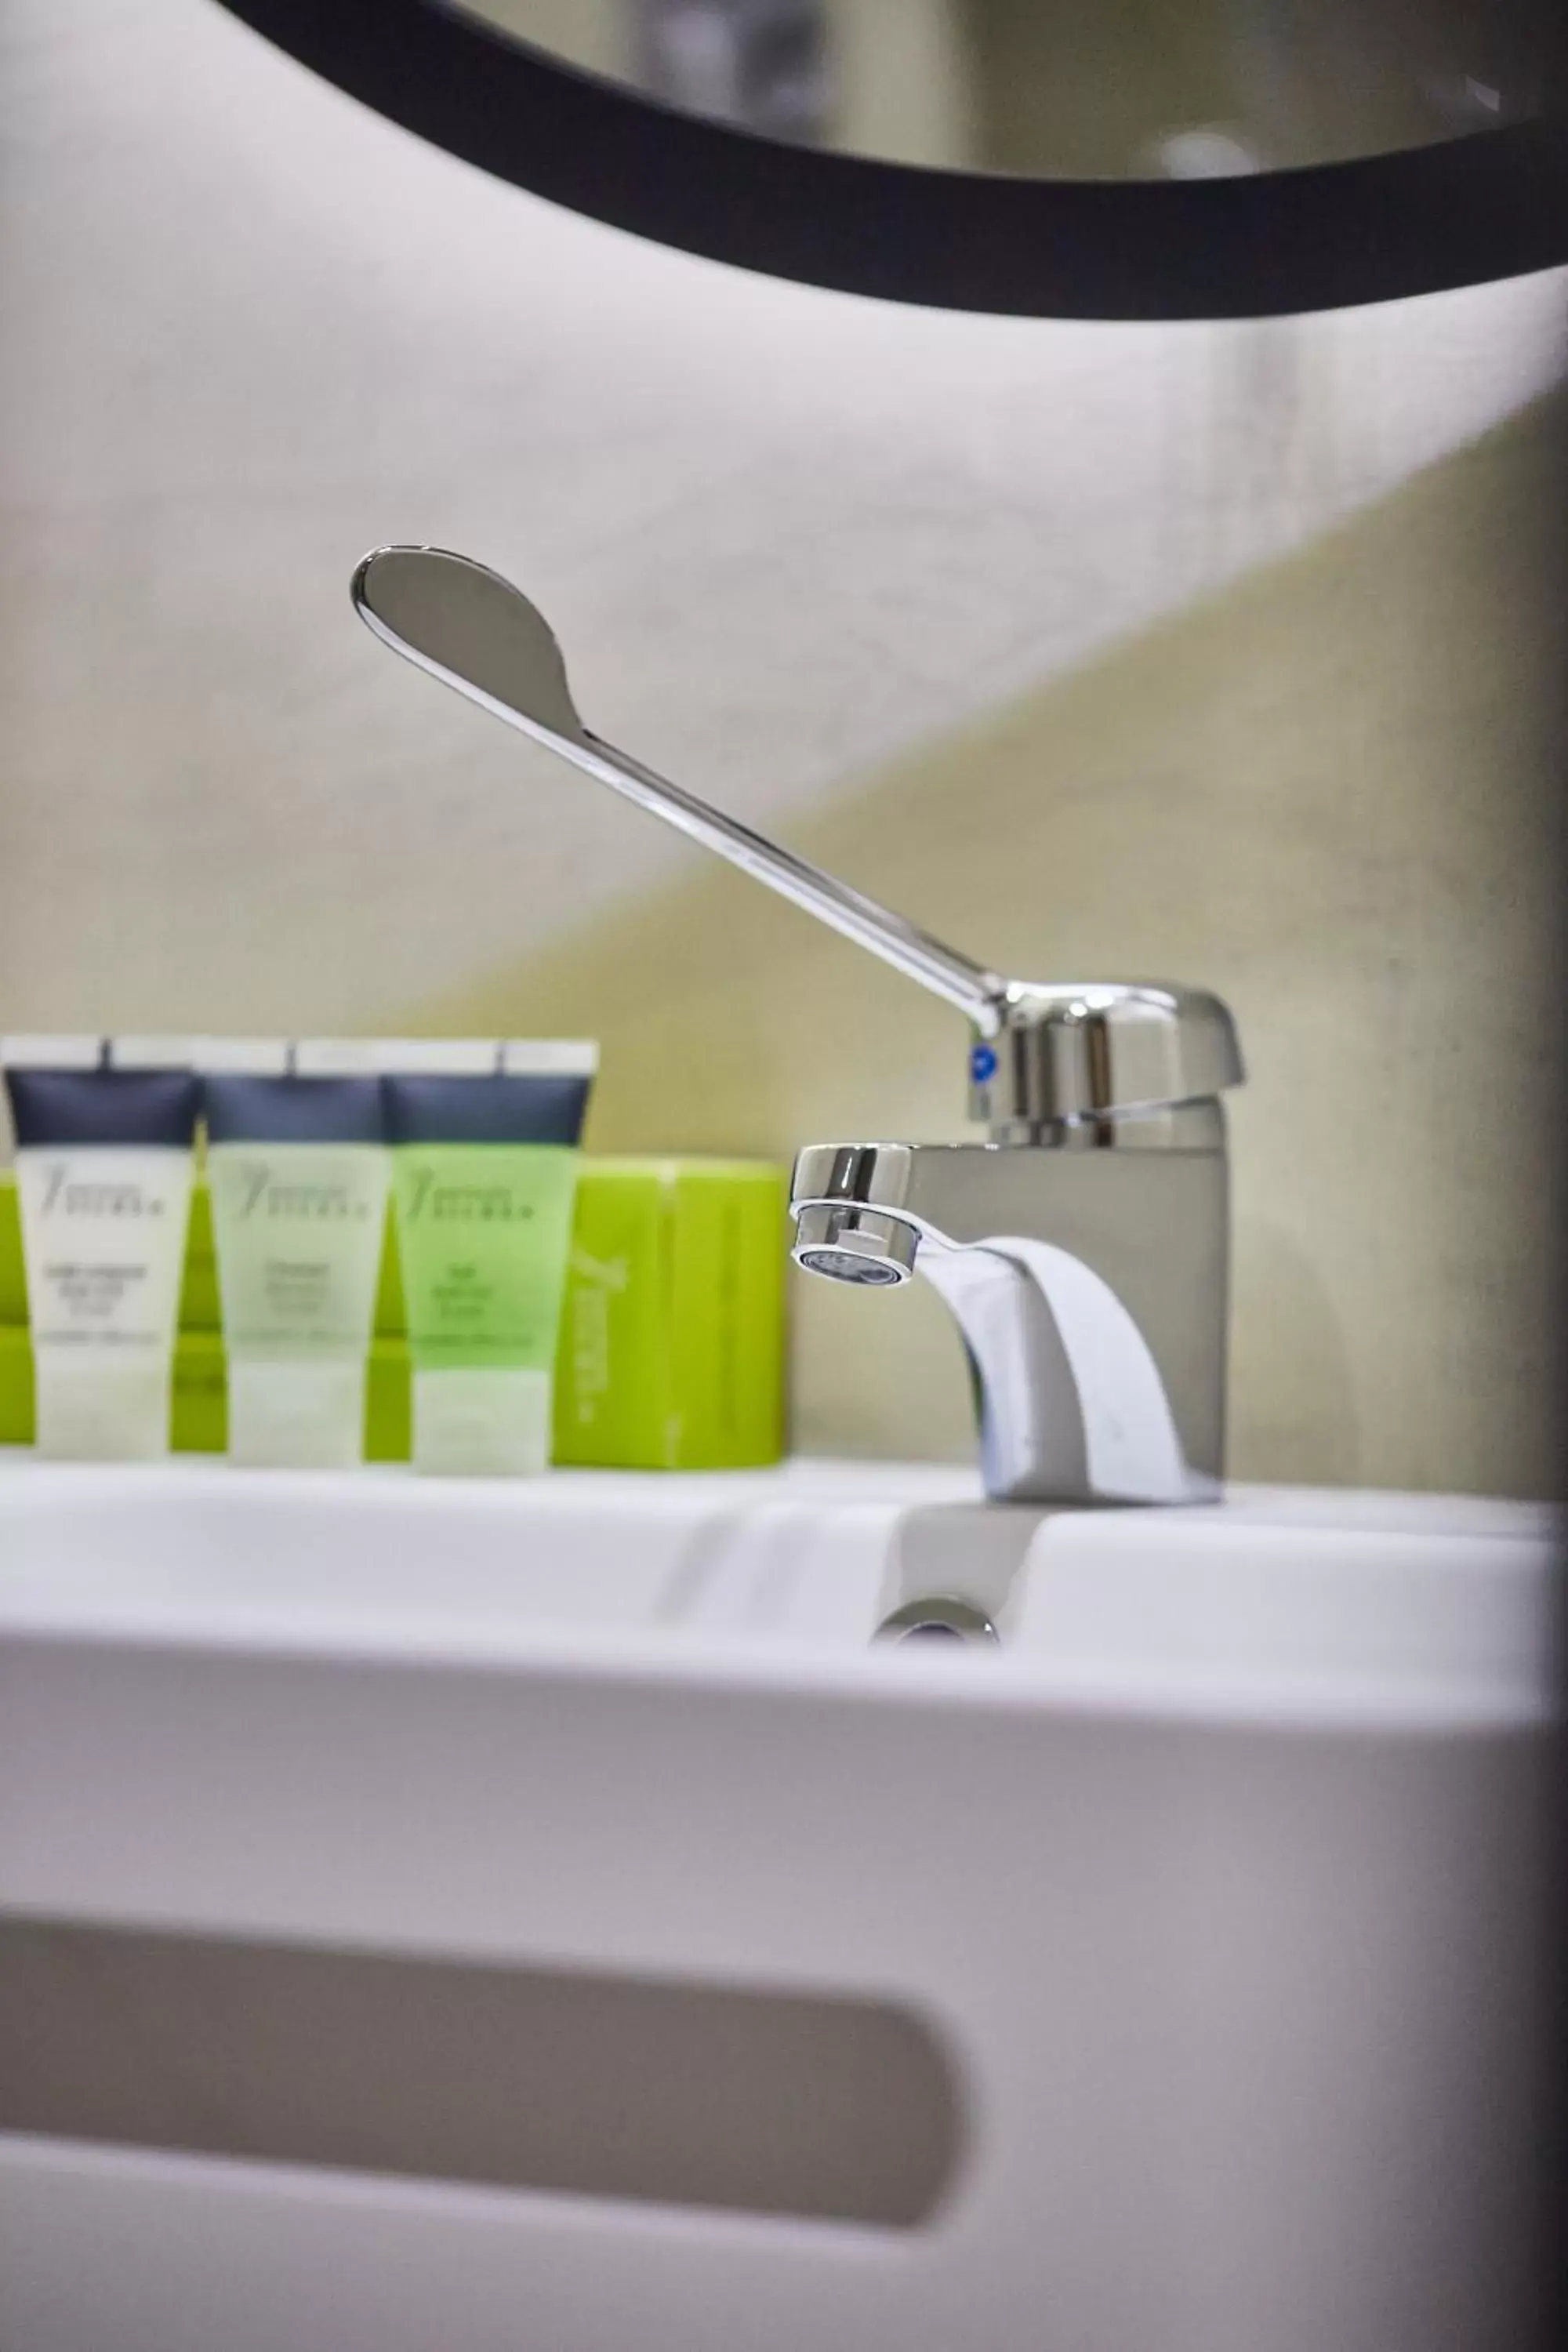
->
[1,1034,200,1459]
[200,1039,389,1469]
[379,1040,598,1475]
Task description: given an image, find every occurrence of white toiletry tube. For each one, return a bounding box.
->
[1,1034,201,1460]
[198,1039,390,1470]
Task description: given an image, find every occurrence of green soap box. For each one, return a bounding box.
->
[553,1158,787,1470]
[0,1160,786,1470]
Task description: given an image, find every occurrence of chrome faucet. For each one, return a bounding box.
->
[353,545,1244,1504]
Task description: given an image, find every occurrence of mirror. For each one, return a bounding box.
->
[463,0,1563,178]
[216,2,1568,315]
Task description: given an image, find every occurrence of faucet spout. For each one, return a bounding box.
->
[791,1112,1229,1506]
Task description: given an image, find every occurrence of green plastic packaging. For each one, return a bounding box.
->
[392,1144,581,1374]
[0,1161,786,1469]
[553,1159,787,1471]
[0,1178,26,1326]
[390,1141,582,1477]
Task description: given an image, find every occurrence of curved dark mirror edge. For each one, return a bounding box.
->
[212,0,1568,318]
[457,0,1566,184]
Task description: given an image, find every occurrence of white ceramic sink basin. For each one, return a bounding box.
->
[0,1454,1551,1697]
[0,1454,1556,2352]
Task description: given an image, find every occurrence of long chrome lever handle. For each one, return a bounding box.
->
[352,544,1009,1033]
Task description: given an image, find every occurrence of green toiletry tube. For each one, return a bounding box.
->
[380,1041,598,1475]
[201,1039,389,1469]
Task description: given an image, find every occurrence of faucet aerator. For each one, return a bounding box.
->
[791,1203,920,1287]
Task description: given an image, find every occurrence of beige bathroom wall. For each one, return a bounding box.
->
[1,0,1563,1494]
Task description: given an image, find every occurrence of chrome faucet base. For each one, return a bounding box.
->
[791,1120,1229,1508]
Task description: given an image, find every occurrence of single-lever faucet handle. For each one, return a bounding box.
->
[353,544,1243,1134]
[353,544,1009,1030]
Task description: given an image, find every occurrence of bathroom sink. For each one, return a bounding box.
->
[0,1454,1555,2352]
[0,1453,1549,1691]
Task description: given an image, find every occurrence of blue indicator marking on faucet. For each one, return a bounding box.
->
[970,1044,997,1083]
